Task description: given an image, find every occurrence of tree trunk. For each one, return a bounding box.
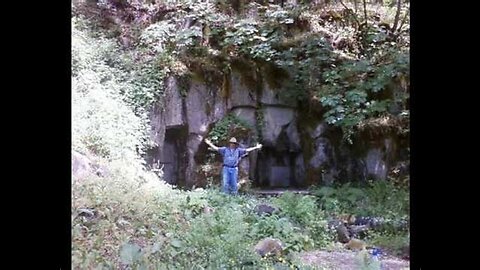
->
[363,0,368,25]
[392,0,402,32]
[396,5,409,33]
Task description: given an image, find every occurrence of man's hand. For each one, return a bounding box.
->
[256,143,263,149]
[205,138,219,151]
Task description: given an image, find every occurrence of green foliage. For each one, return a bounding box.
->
[311,181,409,257]
[129,21,185,110]
[220,4,297,62]
[72,19,152,160]
[368,231,409,257]
[180,192,210,218]
[139,21,176,54]
[75,0,409,144]
[318,49,409,143]
[312,181,409,221]
[255,108,265,141]
[119,243,143,266]
[72,1,409,268]
[273,192,317,226]
[73,172,334,269]
[272,192,333,248]
[172,0,228,55]
[207,113,256,144]
[249,214,313,253]
[174,203,258,268]
[73,168,408,269]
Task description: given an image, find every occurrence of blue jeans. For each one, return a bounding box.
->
[222,166,238,195]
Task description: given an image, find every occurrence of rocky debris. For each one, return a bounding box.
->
[254,238,284,257]
[336,224,351,243]
[72,150,110,179]
[253,204,279,216]
[334,214,408,231]
[203,206,215,214]
[77,208,95,218]
[348,225,370,239]
[330,214,408,245]
[75,208,100,224]
[72,150,94,180]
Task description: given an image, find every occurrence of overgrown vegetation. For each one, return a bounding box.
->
[313,181,409,219]
[73,174,409,268]
[72,0,409,268]
[207,113,257,145]
[312,180,409,256]
[73,0,409,143]
[72,18,153,160]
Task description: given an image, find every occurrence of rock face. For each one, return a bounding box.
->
[147,77,228,188]
[146,70,408,188]
[164,76,184,128]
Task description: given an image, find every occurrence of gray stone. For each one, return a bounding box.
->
[294,154,306,185]
[248,150,258,181]
[260,83,281,105]
[186,82,210,135]
[185,134,203,188]
[186,81,227,135]
[231,107,256,128]
[309,138,330,169]
[254,204,278,216]
[148,102,166,150]
[160,140,177,184]
[142,75,408,189]
[364,148,387,180]
[261,82,295,107]
[228,72,257,108]
[261,107,295,145]
[254,238,284,257]
[348,225,370,239]
[238,153,250,182]
[72,150,93,180]
[212,90,228,123]
[164,76,184,128]
[270,166,290,187]
[310,122,327,139]
[336,224,350,243]
[94,165,110,178]
[203,206,215,214]
[285,120,301,151]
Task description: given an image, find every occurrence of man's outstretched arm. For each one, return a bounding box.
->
[205,138,220,151]
[246,143,262,153]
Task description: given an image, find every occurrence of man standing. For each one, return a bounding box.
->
[204,137,262,195]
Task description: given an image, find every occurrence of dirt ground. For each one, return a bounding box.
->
[298,250,410,270]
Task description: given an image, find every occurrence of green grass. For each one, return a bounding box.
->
[72,170,409,269]
[310,181,409,256]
